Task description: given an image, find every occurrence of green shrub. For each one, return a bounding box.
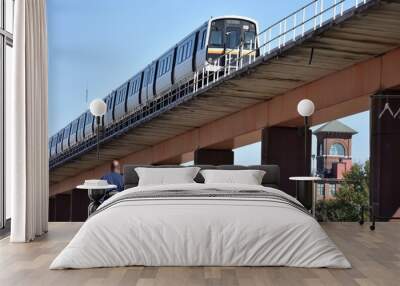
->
[316,161,369,222]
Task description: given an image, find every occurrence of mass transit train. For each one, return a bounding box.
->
[49,16,259,158]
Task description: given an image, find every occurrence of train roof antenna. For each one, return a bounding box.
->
[85,82,89,104]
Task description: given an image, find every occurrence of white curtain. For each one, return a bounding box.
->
[7,0,49,242]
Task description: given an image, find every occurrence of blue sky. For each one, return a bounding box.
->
[47,0,369,164]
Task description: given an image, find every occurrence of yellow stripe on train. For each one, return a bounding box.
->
[207,48,256,56]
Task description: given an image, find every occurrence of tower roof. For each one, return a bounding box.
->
[313,120,358,135]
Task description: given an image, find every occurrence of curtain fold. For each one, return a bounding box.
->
[8,0,49,242]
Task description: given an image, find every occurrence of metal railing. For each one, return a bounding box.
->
[50,0,372,168]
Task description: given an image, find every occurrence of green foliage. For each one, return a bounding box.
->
[316,161,370,222]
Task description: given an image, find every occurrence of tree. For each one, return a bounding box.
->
[316,161,370,222]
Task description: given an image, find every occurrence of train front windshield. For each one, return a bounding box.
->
[208,18,257,63]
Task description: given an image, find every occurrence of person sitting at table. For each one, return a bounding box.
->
[101,159,124,193]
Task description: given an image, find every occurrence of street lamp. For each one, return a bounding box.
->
[90,99,107,160]
[297,99,315,175]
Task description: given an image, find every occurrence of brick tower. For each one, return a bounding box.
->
[313,120,357,179]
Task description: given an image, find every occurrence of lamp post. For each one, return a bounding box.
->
[297,99,315,176]
[89,99,107,160]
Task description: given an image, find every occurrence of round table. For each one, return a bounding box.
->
[289,176,320,217]
[77,184,117,216]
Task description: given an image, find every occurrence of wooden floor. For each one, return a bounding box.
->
[0,222,399,286]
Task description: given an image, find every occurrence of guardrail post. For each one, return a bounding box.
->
[341,0,344,15]
[320,0,324,27]
[268,28,272,54]
[283,19,287,46]
[334,0,337,20]
[314,1,318,30]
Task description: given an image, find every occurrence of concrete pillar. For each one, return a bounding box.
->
[54,192,71,222]
[70,189,90,222]
[261,126,311,198]
[194,149,234,165]
[48,196,56,222]
[371,94,400,218]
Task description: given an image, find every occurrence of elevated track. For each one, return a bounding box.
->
[50,0,400,190]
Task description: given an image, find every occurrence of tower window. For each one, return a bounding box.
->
[317,183,324,196]
[329,184,337,196]
[329,143,345,156]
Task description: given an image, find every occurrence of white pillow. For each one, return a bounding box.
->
[200,169,266,185]
[135,167,200,186]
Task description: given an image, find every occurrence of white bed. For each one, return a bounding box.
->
[50,183,351,269]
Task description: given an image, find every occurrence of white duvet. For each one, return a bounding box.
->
[50,183,351,269]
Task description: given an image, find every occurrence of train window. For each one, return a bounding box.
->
[147,70,151,83]
[147,70,151,84]
[131,80,135,94]
[144,71,148,85]
[244,31,256,49]
[209,30,223,47]
[176,48,180,64]
[200,30,207,49]
[180,45,184,62]
[131,81,135,94]
[64,126,69,137]
[181,45,186,63]
[166,56,170,72]
[86,114,92,125]
[160,60,164,76]
[226,27,241,49]
[187,40,192,58]
[122,88,125,101]
[73,121,78,133]
[149,67,154,84]
[79,116,85,129]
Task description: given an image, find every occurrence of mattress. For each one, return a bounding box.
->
[50,183,351,269]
